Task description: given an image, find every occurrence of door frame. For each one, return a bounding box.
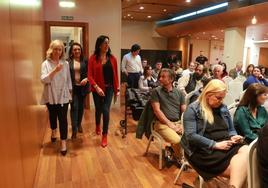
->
[44,21,89,58]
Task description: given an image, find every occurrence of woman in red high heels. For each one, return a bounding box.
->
[88,35,119,147]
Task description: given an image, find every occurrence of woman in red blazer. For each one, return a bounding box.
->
[88,35,119,147]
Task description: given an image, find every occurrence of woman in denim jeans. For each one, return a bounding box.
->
[181,79,248,188]
[88,35,119,147]
[68,42,89,139]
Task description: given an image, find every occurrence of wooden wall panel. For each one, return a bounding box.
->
[0,1,46,188]
[259,48,268,67]
[0,1,25,187]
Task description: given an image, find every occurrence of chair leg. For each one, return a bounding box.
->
[145,135,153,155]
[199,175,204,188]
[173,162,187,184]
[159,138,163,169]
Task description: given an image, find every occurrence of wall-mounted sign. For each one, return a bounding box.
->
[61,16,74,20]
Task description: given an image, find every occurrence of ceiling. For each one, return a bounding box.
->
[155,2,268,37]
[122,0,226,21]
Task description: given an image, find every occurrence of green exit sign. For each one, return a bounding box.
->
[61,16,74,20]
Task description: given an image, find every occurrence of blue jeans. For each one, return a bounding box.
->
[70,85,86,133]
[92,87,114,134]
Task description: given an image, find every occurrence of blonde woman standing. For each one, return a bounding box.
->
[41,40,72,156]
[181,79,248,188]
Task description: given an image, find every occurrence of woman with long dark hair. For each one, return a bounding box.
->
[234,83,268,143]
[138,65,157,92]
[219,62,228,78]
[245,64,254,77]
[88,35,119,147]
[68,42,89,139]
[243,66,268,90]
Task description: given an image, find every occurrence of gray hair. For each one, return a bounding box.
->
[212,64,223,72]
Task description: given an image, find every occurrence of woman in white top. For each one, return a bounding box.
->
[138,65,157,92]
[40,40,72,156]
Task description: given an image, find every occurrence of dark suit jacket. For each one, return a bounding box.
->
[69,58,89,96]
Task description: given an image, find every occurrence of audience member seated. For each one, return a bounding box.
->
[188,77,212,104]
[173,61,183,80]
[229,62,244,79]
[212,64,223,80]
[244,64,254,77]
[182,61,196,77]
[152,61,162,80]
[141,59,148,69]
[243,66,268,90]
[257,123,268,188]
[195,50,208,65]
[219,62,228,78]
[260,65,268,79]
[138,65,157,92]
[181,79,248,188]
[151,68,186,160]
[234,83,268,144]
[177,64,205,96]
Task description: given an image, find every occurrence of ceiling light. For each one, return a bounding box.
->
[203,32,206,35]
[59,1,75,8]
[186,0,191,2]
[163,9,167,12]
[221,30,224,32]
[147,15,152,18]
[171,12,196,21]
[157,2,228,25]
[211,35,216,38]
[123,16,126,18]
[251,16,257,24]
[197,2,228,14]
[131,17,134,19]
[127,14,131,17]
[139,6,144,10]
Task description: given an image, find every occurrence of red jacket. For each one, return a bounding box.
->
[88,54,119,94]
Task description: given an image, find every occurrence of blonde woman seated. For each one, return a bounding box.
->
[138,65,157,92]
[181,79,248,188]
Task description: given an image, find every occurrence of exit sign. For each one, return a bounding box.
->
[61,16,74,20]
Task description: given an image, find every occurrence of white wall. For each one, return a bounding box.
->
[191,39,210,62]
[122,20,167,50]
[190,39,224,65]
[44,0,121,61]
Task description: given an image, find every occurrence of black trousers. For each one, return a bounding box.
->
[127,72,140,88]
[46,103,69,140]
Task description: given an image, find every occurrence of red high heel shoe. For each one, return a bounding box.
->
[101,134,108,147]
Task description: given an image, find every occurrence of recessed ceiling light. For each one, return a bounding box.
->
[147,15,152,18]
[127,14,131,17]
[163,9,167,12]
[186,0,191,3]
[131,17,134,19]
[123,16,126,18]
[221,30,224,32]
[139,6,144,10]
[211,35,216,38]
[59,1,75,8]
[203,32,206,35]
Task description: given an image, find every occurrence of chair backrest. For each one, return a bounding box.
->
[228,81,243,101]
[223,76,233,86]
[228,106,237,122]
[247,138,260,188]
[224,92,236,107]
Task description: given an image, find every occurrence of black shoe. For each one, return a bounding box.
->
[60,150,67,156]
[71,132,77,139]
[51,137,56,143]
[78,126,83,133]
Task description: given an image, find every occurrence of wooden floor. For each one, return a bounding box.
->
[34,103,197,188]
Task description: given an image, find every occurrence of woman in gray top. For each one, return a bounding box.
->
[41,40,72,156]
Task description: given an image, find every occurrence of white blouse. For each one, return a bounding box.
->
[40,59,72,105]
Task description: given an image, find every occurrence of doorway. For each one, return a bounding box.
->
[44,21,89,58]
